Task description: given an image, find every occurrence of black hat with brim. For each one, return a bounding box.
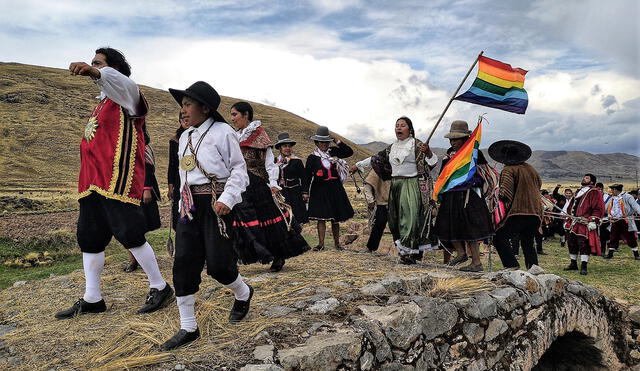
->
[169,81,226,123]
[488,140,532,165]
[274,132,297,149]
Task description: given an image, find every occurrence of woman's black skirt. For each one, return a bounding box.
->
[434,189,493,242]
[307,178,354,222]
[281,186,309,224]
[233,173,309,264]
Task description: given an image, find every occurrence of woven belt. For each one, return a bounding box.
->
[190,182,225,195]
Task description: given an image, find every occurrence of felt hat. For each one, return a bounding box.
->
[168,81,226,123]
[444,120,472,139]
[310,126,332,142]
[274,132,297,149]
[608,184,623,191]
[488,140,532,165]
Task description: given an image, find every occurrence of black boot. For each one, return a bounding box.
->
[633,250,640,260]
[563,259,578,271]
[603,249,615,259]
[55,298,106,319]
[160,328,200,351]
[580,261,588,275]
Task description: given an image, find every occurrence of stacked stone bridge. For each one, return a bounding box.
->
[242,267,639,370]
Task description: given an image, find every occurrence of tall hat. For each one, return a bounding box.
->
[444,120,472,139]
[274,132,297,149]
[310,126,332,142]
[488,140,532,165]
[168,81,226,123]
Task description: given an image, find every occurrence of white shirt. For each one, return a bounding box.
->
[610,195,623,218]
[179,118,249,209]
[237,121,280,188]
[93,67,141,116]
[357,138,437,177]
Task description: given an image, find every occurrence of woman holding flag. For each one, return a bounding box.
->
[353,116,438,264]
[433,120,492,272]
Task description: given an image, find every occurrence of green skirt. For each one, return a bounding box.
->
[388,177,427,253]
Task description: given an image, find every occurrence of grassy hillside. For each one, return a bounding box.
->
[0,62,372,189]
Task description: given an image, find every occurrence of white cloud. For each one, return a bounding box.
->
[129,38,450,144]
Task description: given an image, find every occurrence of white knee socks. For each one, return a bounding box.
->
[580,254,589,263]
[177,295,197,332]
[83,252,105,303]
[129,242,167,290]
[224,274,250,301]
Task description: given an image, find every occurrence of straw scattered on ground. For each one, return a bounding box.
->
[0,235,493,370]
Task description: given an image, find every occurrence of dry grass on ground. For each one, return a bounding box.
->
[0,243,493,370]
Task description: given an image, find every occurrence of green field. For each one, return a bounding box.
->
[1,223,638,303]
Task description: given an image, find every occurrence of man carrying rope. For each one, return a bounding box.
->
[563,174,605,275]
[603,184,640,260]
[488,140,543,270]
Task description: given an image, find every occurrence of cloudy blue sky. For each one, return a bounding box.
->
[1,0,638,155]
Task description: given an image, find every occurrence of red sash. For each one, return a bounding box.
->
[78,98,146,205]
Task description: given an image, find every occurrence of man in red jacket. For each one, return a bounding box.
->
[563,173,605,275]
[56,48,173,319]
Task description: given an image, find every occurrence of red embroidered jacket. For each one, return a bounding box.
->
[78,97,147,205]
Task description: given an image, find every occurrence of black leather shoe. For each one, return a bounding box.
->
[55,298,106,319]
[399,255,416,265]
[312,245,325,251]
[160,328,200,351]
[580,262,588,275]
[229,284,253,322]
[603,250,615,259]
[269,258,285,272]
[138,284,174,314]
[124,261,139,272]
[334,245,345,251]
[563,260,578,271]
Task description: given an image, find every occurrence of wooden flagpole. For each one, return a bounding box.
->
[426,51,484,143]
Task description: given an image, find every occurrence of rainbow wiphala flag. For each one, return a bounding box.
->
[432,122,482,200]
[455,56,528,114]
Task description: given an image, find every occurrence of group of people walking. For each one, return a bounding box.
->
[56,47,638,353]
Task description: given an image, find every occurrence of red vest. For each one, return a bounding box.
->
[78,97,146,205]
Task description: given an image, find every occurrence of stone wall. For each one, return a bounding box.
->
[241,267,639,371]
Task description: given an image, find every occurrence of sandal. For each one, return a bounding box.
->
[460,264,483,272]
[447,254,469,267]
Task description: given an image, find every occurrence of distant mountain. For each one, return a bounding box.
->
[358,142,639,183]
[0,62,372,188]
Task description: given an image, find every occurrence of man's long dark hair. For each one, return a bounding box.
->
[95,47,131,77]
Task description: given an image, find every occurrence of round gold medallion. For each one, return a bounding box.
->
[84,116,99,141]
[180,154,196,171]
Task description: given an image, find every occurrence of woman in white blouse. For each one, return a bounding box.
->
[354,116,438,264]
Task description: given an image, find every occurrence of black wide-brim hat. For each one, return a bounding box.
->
[274,132,297,149]
[168,81,226,123]
[310,126,332,142]
[488,140,532,165]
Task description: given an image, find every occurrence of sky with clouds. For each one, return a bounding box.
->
[1,0,638,155]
